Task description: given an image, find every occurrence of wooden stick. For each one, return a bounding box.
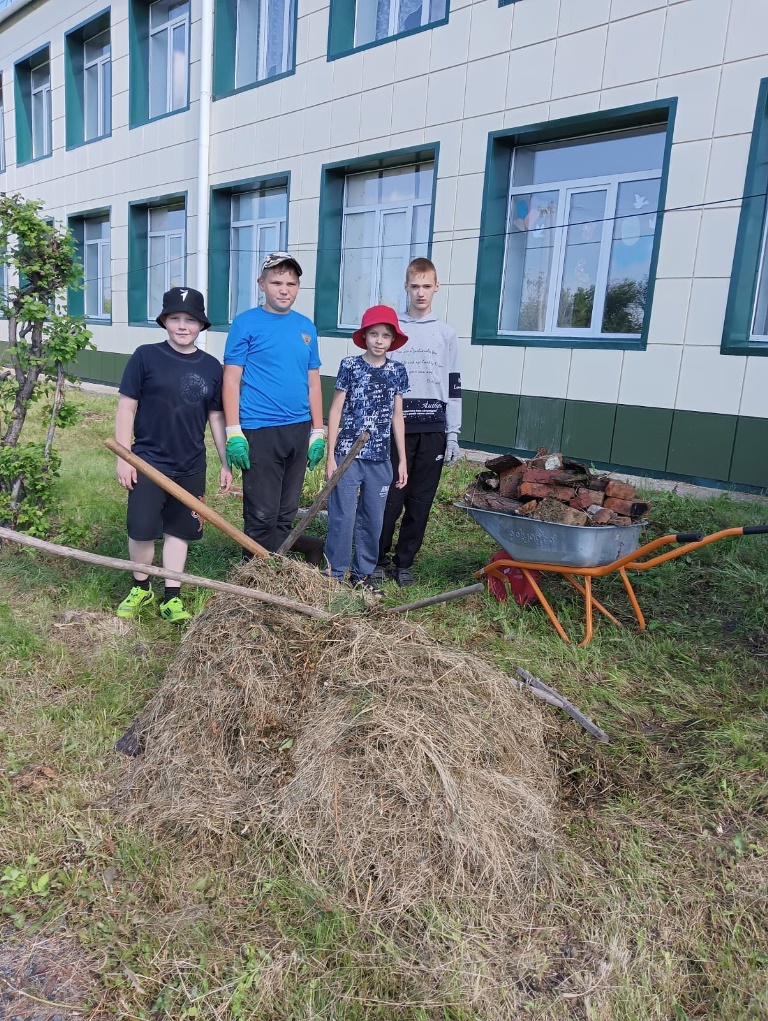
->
[104,439,270,559]
[0,527,333,621]
[387,583,485,614]
[277,431,370,555]
[512,666,610,743]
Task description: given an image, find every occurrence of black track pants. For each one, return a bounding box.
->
[377,431,446,570]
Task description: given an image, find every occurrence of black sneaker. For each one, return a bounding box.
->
[349,575,384,597]
[392,567,415,588]
[369,565,387,584]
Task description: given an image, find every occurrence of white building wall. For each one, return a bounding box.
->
[0,0,766,433]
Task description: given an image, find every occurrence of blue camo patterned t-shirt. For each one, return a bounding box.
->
[334,355,409,462]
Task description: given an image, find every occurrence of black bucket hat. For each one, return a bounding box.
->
[156,287,211,330]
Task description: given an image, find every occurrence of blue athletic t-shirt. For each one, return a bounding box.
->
[223,306,321,429]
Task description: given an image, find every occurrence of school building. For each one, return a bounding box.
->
[0,0,766,490]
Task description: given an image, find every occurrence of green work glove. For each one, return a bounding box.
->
[225,428,250,470]
[307,429,326,471]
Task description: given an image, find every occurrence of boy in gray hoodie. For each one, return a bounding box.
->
[373,257,462,587]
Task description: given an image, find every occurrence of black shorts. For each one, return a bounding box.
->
[126,471,206,543]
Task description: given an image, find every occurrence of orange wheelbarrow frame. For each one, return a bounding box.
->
[475,525,768,647]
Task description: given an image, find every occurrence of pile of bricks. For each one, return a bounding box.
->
[464,452,650,527]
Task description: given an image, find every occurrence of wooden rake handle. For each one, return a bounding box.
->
[105,439,270,559]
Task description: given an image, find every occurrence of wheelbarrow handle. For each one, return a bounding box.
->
[675,532,704,543]
[743,525,768,535]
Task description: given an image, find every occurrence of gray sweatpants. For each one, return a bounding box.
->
[325,458,393,579]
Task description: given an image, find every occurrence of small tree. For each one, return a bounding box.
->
[0,194,93,533]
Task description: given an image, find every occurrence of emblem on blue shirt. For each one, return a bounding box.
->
[302,332,311,346]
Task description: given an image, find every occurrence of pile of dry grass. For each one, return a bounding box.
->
[113,557,560,1010]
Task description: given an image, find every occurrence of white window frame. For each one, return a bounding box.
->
[147,205,186,320]
[31,58,52,159]
[149,0,190,119]
[84,216,111,320]
[235,0,294,87]
[750,218,768,341]
[501,159,661,340]
[84,29,111,141]
[338,163,433,329]
[354,0,443,47]
[228,189,287,320]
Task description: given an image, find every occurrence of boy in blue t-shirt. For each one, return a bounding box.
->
[222,253,325,554]
[325,305,409,591]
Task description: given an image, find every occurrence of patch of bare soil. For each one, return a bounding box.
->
[0,931,106,1021]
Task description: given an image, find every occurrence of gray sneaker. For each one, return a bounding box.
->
[392,567,414,588]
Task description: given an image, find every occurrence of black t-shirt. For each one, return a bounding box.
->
[119,341,223,477]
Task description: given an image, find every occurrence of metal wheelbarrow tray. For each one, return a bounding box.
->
[455,503,644,568]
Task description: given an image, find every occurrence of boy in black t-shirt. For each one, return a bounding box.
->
[114,287,232,622]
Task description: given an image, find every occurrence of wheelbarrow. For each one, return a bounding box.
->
[456,503,768,647]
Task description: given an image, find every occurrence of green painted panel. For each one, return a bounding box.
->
[562,400,616,463]
[516,396,564,453]
[611,405,672,471]
[474,392,519,449]
[667,410,737,481]
[320,373,336,415]
[730,417,768,488]
[461,389,479,445]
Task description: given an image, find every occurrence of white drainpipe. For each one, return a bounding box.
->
[195,0,215,350]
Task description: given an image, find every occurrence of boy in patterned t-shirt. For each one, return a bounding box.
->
[324,305,409,592]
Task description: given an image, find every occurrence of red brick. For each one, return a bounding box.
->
[604,496,635,516]
[590,508,613,524]
[630,501,652,518]
[498,467,524,498]
[610,514,632,526]
[571,489,605,511]
[518,500,539,516]
[605,480,637,501]
[519,482,575,501]
[520,468,558,484]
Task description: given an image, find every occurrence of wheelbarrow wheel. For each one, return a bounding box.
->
[485,550,540,606]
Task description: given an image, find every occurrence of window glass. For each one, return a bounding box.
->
[84,28,111,141]
[354,0,445,47]
[84,216,111,319]
[149,0,189,118]
[0,78,5,173]
[235,0,295,88]
[229,187,287,319]
[31,60,51,159]
[501,128,663,339]
[148,204,185,319]
[339,162,433,327]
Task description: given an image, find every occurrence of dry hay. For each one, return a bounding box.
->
[113,557,560,1010]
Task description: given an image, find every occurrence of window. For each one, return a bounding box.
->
[84,217,112,319]
[208,176,290,327]
[236,0,294,87]
[229,188,287,319]
[15,47,53,164]
[128,197,187,323]
[130,0,189,125]
[150,0,189,118]
[501,128,665,339]
[473,102,675,350]
[213,0,296,96]
[0,76,5,173]
[340,163,433,326]
[31,58,52,159]
[328,0,448,58]
[65,13,112,148]
[315,147,438,335]
[723,77,768,356]
[148,204,186,315]
[355,0,445,47]
[68,212,112,321]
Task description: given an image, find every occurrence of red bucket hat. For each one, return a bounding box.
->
[352,305,408,351]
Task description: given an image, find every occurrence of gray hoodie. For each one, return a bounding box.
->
[391,312,462,439]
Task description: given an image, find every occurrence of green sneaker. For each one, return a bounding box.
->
[158,596,192,623]
[117,585,155,619]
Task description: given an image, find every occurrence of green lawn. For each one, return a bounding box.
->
[0,389,766,1020]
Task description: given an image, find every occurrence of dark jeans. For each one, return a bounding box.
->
[242,421,310,552]
[377,431,446,570]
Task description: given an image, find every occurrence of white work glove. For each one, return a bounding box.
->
[444,434,461,467]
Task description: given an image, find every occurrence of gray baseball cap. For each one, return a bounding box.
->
[260,251,303,277]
